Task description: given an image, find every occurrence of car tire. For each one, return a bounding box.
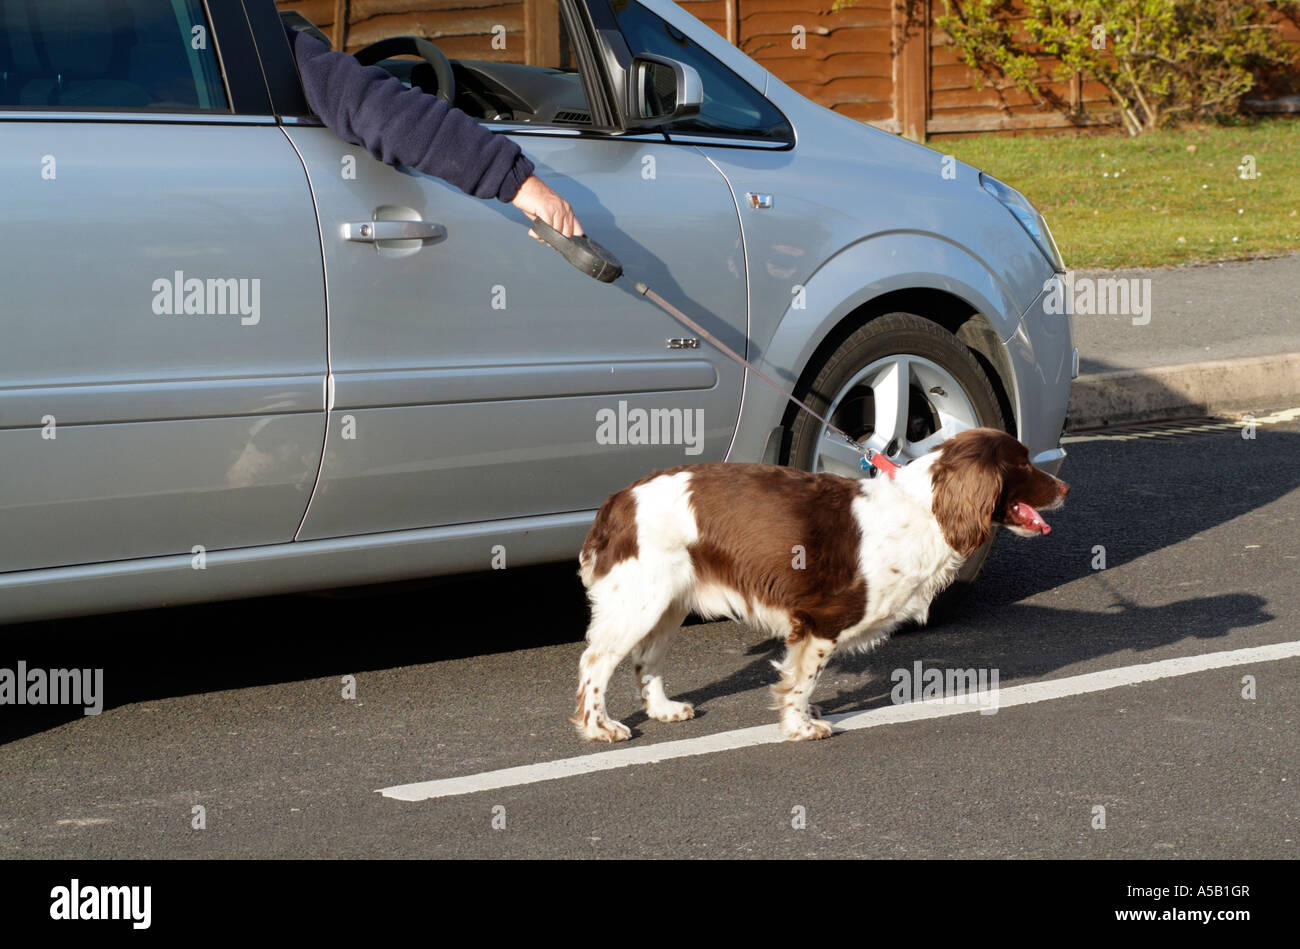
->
[785,312,1009,617]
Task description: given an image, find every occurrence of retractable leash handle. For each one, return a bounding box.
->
[529,217,623,283]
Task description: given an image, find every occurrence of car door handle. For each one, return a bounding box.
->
[342,220,446,242]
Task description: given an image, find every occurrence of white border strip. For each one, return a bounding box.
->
[378,641,1300,802]
[1063,405,1300,444]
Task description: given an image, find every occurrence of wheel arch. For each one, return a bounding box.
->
[773,290,1018,456]
[730,233,1027,464]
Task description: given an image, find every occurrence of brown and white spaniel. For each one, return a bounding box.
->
[572,428,1068,742]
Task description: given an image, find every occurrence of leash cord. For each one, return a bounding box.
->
[629,278,870,457]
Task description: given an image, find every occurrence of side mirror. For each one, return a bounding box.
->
[627,53,702,126]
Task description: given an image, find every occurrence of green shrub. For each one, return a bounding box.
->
[934,1,1296,134]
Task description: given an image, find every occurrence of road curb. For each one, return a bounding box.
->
[1066,351,1300,431]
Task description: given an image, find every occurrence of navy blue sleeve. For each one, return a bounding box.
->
[284,26,535,203]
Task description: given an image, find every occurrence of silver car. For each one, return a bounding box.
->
[0,0,1073,624]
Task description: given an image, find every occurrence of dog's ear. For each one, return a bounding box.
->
[930,435,1006,557]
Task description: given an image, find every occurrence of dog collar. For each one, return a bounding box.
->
[860,449,900,480]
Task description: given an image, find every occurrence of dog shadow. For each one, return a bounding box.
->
[817,592,1273,717]
[616,590,1273,731]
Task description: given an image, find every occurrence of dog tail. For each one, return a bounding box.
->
[577,544,598,588]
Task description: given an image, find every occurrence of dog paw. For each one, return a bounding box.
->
[647,700,695,723]
[782,716,834,741]
[580,718,632,743]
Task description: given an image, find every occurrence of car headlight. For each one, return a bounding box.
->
[980,172,1065,273]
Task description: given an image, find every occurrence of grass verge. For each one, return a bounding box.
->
[941,119,1300,269]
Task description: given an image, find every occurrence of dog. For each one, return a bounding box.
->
[572,427,1068,742]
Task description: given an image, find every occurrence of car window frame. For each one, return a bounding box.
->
[259,0,615,134]
[585,0,792,149]
[242,0,311,117]
[492,0,790,148]
[255,0,786,150]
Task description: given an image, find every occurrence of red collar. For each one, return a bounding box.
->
[861,450,900,480]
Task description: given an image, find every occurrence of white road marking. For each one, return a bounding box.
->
[377,640,1300,801]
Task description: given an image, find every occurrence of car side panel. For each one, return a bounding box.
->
[0,122,327,572]
[283,127,746,539]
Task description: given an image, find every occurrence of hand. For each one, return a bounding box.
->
[512,175,584,239]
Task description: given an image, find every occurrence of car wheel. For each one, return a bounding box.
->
[785,312,1009,611]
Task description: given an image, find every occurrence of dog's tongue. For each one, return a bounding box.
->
[1012,502,1051,534]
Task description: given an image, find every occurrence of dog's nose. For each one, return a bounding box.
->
[1058,480,1071,498]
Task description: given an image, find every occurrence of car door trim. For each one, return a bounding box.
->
[0,509,597,623]
[482,122,664,141]
[0,111,277,124]
[665,133,792,150]
[0,374,324,430]
[472,124,787,150]
[330,359,719,410]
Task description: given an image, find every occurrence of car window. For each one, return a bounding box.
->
[434,4,594,128]
[280,2,592,127]
[0,0,227,111]
[608,0,790,140]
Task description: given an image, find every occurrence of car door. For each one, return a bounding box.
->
[0,0,327,573]
[269,3,747,539]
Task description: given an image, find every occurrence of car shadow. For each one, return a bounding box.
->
[0,561,594,745]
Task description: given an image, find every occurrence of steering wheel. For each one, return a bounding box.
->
[352,36,456,104]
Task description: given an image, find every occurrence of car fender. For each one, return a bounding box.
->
[726,230,1029,463]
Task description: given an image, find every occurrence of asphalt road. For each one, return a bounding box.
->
[1,418,1296,859]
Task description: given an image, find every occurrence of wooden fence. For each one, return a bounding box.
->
[276,0,1300,139]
